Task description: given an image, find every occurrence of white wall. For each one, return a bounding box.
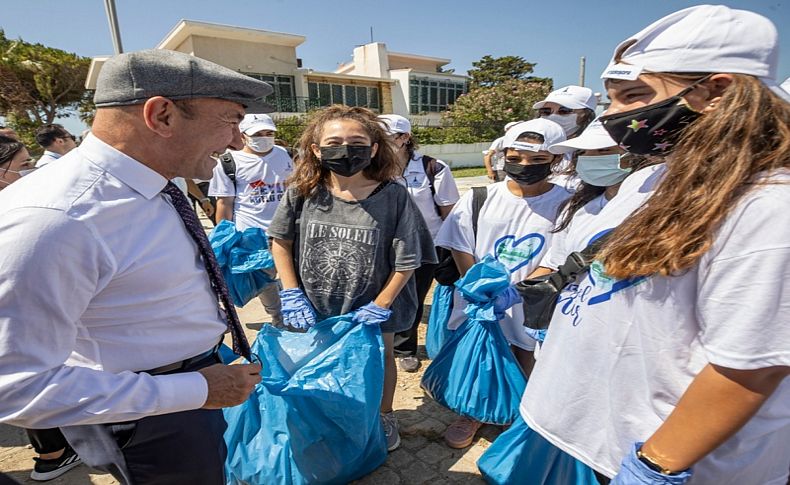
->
[420,142,490,168]
[389,69,411,116]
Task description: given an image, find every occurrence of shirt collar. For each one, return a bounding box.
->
[43,150,62,159]
[78,133,168,200]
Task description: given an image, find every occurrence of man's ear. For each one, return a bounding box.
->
[142,96,179,138]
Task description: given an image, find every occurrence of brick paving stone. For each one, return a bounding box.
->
[354,465,401,485]
[417,442,454,465]
[402,416,446,438]
[399,459,439,485]
[401,435,428,450]
[387,448,415,469]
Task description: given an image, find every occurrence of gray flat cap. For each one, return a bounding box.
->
[94,49,274,113]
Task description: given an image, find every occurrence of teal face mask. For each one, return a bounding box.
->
[575,154,631,187]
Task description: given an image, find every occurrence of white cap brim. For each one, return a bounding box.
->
[549,120,616,154]
[242,122,277,135]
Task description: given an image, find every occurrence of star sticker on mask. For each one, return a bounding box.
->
[652,128,667,136]
[628,119,649,132]
[654,141,673,151]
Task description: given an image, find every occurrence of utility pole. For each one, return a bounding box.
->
[370,27,374,43]
[104,0,124,55]
[579,56,586,87]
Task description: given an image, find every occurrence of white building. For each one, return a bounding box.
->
[86,20,468,122]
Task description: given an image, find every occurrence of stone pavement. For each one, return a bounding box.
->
[0,175,501,484]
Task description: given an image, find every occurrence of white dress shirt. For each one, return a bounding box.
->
[35,150,61,168]
[0,134,227,428]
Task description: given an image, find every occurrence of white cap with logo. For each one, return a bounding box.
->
[502,118,567,152]
[600,5,789,102]
[548,119,617,154]
[239,113,277,135]
[378,114,412,135]
[533,86,598,111]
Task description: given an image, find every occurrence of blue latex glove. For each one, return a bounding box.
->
[523,327,546,343]
[493,286,522,320]
[612,443,692,485]
[352,302,392,326]
[279,288,317,330]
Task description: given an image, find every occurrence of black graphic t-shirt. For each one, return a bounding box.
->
[268,182,437,333]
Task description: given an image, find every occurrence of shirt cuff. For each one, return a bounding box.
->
[154,372,209,413]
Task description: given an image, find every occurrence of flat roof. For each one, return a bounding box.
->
[387,51,450,66]
[306,70,396,84]
[85,56,111,89]
[157,19,306,50]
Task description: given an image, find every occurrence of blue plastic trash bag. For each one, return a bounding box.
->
[478,415,598,485]
[426,284,454,360]
[223,315,387,485]
[209,220,275,307]
[420,256,527,425]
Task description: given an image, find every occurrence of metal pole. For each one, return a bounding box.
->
[104,0,124,54]
[579,56,586,87]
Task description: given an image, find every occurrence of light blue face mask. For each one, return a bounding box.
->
[575,154,631,187]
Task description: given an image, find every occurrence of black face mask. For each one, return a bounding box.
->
[600,81,705,156]
[504,161,552,185]
[319,145,373,177]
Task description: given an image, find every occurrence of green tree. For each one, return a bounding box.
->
[468,55,541,89]
[0,30,90,150]
[441,77,553,142]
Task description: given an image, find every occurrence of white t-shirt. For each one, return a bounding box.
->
[540,193,609,270]
[488,137,506,171]
[398,153,460,239]
[548,153,580,192]
[521,167,790,484]
[208,147,292,231]
[435,182,571,350]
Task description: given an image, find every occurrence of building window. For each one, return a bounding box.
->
[409,77,467,114]
[307,82,380,111]
[244,73,304,111]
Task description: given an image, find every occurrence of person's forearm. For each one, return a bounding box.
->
[271,238,299,289]
[374,270,415,309]
[185,179,205,201]
[483,152,494,175]
[641,363,789,472]
[451,249,475,277]
[526,266,554,278]
[438,204,454,220]
[215,197,234,222]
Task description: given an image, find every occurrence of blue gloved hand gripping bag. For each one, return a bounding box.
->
[209,220,275,307]
[425,284,455,360]
[420,256,527,425]
[223,315,387,485]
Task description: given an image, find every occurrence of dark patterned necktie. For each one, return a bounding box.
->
[162,182,251,360]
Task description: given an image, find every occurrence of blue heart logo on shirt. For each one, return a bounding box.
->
[493,233,545,273]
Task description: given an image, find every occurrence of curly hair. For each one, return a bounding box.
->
[0,135,25,171]
[600,74,790,278]
[289,105,401,197]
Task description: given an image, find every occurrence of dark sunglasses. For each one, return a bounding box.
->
[537,106,575,116]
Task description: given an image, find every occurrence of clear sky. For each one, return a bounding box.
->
[4,0,789,134]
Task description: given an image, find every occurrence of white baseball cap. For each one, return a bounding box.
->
[239,113,277,135]
[378,114,412,135]
[548,119,616,154]
[504,121,521,132]
[601,5,789,102]
[533,86,598,111]
[502,118,566,152]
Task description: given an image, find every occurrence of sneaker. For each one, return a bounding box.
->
[30,446,82,482]
[381,412,401,451]
[397,355,421,373]
[444,416,482,449]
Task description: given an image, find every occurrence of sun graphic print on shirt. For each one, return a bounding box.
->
[300,220,380,305]
[493,233,546,273]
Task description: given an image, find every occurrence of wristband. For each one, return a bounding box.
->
[200,197,210,203]
[636,447,680,475]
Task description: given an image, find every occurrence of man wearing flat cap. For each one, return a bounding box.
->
[0,49,271,484]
